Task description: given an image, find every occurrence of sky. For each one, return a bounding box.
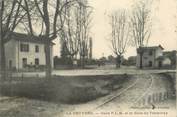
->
[53,0,177,59]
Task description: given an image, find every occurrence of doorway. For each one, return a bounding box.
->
[148,61,152,67]
[22,58,27,68]
[158,61,162,68]
[9,60,12,69]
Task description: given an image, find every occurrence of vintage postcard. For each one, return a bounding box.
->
[0,0,176,117]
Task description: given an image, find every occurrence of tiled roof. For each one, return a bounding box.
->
[5,32,55,45]
[163,51,177,56]
[139,45,164,50]
[156,56,165,60]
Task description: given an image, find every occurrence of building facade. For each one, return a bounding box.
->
[163,51,177,69]
[5,32,54,70]
[136,45,175,69]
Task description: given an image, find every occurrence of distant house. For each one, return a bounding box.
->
[163,51,177,69]
[136,45,176,69]
[4,32,54,70]
[127,56,137,66]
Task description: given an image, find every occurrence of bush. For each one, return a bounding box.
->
[54,57,73,66]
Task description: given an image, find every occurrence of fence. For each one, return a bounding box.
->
[0,70,47,99]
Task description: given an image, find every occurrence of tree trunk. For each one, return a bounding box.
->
[45,42,52,78]
[82,56,85,69]
[80,56,85,69]
[0,37,2,80]
[70,56,74,67]
[0,41,6,80]
[116,55,121,68]
[79,55,81,67]
[139,52,143,69]
[137,47,143,69]
[0,0,3,80]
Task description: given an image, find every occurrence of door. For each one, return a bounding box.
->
[149,61,152,67]
[158,61,162,68]
[22,58,27,68]
[9,60,12,69]
[35,58,39,65]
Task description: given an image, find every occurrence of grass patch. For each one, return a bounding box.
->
[0,74,131,104]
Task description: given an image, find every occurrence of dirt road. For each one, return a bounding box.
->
[0,73,175,117]
[59,74,175,117]
[11,69,176,78]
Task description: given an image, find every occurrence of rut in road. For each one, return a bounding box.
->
[131,74,153,107]
[94,74,153,110]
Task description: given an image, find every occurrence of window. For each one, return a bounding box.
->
[35,45,39,53]
[22,58,27,68]
[158,61,162,68]
[149,50,153,56]
[144,57,148,59]
[35,58,39,65]
[149,61,152,67]
[9,60,12,69]
[20,43,29,52]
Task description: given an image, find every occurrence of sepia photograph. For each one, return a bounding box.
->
[0,0,176,117]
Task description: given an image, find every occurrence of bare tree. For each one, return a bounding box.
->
[18,0,78,78]
[109,10,130,68]
[77,1,92,68]
[0,0,89,78]
[130,1,152,69]
[0,0,27,79]
[33,0,58,78]
[59,0,92,68]
[59,2,80,65]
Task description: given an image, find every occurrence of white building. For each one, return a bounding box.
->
[136,45,169,68]
[5,32,54,70]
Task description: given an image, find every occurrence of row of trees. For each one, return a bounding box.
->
[59,0,92,68]
[0,0,92,79]
[109,1,151,68]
